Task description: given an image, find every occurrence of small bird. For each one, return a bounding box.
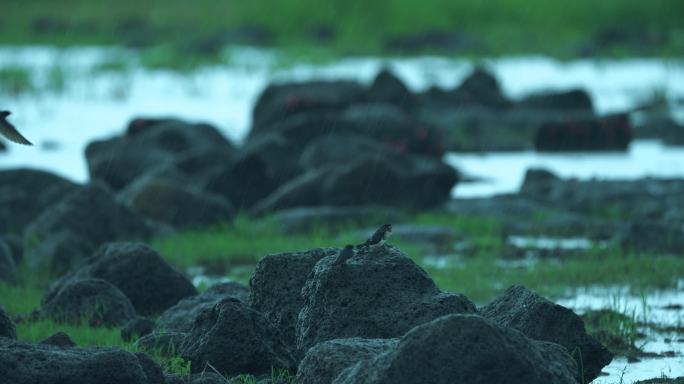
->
[333,245,355,267]
[357,224,393,249]
[0,111,32,145]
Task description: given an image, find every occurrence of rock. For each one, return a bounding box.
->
[0,234,23,265]
[135,352,167,384]
[157,282,250,333]
[320,157,405,206]
[0,240,17,283]
[333,314,578,384]
[46,242,197,316]
[449,67,510,108]
[124,118,232,154]
[23,182,151,251]
[534,113,631,151]
[180,298,297,376]
[250,248,338,347]
[619,221,684,254]
[518,89,594,113]
[118,176,235,229]
[42,278,137,327]
[480,285,612,382]
[24,232,95,275]
[0,338,161,384]
[250,168,331,214]
[270,206,404,234]
[296,338,399,384]
[250,80,364,135]
[296,245,476,352]
[0,168,78,234]
[39,331,77,347]
[0,305,16,339]
[519,168,562,197]
[135,331,188,356]
[121,317,156,342]
[298,133,398,171]
[367,68,413,108]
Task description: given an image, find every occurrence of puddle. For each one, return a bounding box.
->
[1,47,684,199]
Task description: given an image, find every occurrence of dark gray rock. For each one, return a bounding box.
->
[0,305,16,339]
[118,176,235,229]
[0,234,23,265]
[0,240,17,283]
[42,278,137,327]
[24,231,95,275]
[620,221,684,254]
[298,133,396,172]
[135,331,188,356]
[480,285,612,382]
[296,245,476,352]
[124,118,233,154]
[23,182,151,251]
[367,68,413,108]
[250,168,331,214]
[47,242,197,316]
[519,167,562,197]
[296,338,398,384]
[333,314,578,384]
[157,282,249,333]
[0,338,159,384]
[446,67,510,108]
[271,206,404,234]
[0,168,78,235]
[517,89,594,113]
[39,331,76,347]
[250,248,338,348]
[180,298,297,376]
[121,317,156,342]
[135,352,167,384]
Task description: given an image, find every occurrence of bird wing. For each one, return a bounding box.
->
[0,120,32,145]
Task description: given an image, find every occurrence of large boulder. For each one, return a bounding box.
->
[124,118,233,154]
[296,245,476,352]
[41,278,137,327]
[480,285,613,382]
[534,113,631,151]
[250,248,338,347]
[367,68,414,108]
[296,338,399,384]
[333,314,578,384]
[0,338,164,384]
[517,89,594,113]
[446,67,510,108]
[179,298,297,376]
[0,240,17,284]
[23,182,151,251]
[157,282,249,333]
[0,305,16,339]
[118,176,234,229]
[45,242,196,316]
[0,168,78,234]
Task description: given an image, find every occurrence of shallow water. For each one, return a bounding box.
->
[1,46,684,196]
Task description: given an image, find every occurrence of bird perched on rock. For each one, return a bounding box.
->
[333,244,355,267]
[0,111,32,145]
[357,224,393,249]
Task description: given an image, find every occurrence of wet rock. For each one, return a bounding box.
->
[135,352,167,384]
[534,113,631,151]
[519,168,563,198]
[42,278,137,327]
[40,331,77,347]
[121,317,156,342]
[179,298,297,376]
[250,248,338,347]
[0,305,16,339]
[157,282,249,333]
[124,118,232,153]
[23,182,151,251]
[24,231,95,275]
[270,206,404,234]
[0,338,161,384]
[334,314,578,384]
[119,176,234,229]
[480,285,612,382]
[46,242,196,316]
[0,240,17,284]
[296,245,476,352]
[135,331,188,356]
[0,168,78,234]
[298,133,397,171]
[296,338,399,384]
[250,81,364,135]
[518,89,594,113]
[449,67,510,108]
[619,221,684,254]
[0,234,23,265]
[321,157,405,206]
[367,68,413,108]
[250,168,331,214]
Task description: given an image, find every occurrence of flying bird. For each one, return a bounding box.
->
[0,111,33,145]
[333,245,355,266]
[357,224,393,249]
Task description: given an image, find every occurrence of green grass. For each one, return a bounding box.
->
[1,0,683,68]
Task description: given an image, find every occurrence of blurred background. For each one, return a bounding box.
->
[2,2,684,383]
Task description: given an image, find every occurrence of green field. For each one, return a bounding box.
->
[2,0,683,62]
